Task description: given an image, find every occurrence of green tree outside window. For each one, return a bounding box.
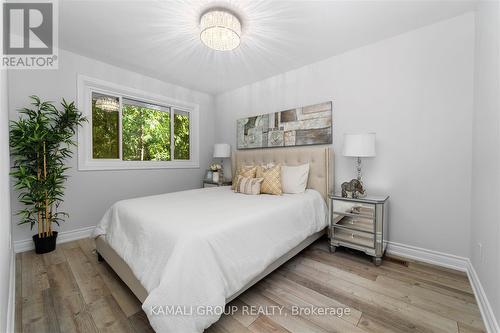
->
[91,96,190,161]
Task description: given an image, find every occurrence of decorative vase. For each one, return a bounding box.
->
[212,171,219,183]
[33,231,58,254]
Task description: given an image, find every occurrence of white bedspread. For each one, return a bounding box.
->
[93,186,328,333]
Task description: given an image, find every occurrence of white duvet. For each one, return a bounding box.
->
[93,186,328,332]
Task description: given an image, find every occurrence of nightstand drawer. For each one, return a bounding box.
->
[332,199,375,219]
[332,227,374,249]
[333,215,374,234]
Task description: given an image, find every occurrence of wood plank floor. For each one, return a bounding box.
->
[15,238,486,333]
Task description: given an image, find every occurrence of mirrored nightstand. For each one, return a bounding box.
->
[203,179,232,188]
[328,193,389,266]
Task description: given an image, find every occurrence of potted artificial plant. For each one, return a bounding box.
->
[10,96,86,254]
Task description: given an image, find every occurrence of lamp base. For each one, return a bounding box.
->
[219,159,225,184]
[341,178,366,199]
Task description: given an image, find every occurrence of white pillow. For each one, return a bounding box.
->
[281,164,310,194]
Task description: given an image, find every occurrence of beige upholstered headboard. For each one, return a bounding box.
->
[232,146,334,201]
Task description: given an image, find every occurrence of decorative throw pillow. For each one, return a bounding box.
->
[234,176,263,195]
[281,164,310,194]
[231,165,257,190]
[255,163,273,178]
[256,164,282,195]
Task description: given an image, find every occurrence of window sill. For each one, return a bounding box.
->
[78,159,200,171]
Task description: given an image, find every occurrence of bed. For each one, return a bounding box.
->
[94,146,333,332]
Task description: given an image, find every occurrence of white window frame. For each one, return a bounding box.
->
[77,75,199,171]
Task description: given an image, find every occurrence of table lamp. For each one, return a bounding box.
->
[213,143,231,182]
[342,133,376,197]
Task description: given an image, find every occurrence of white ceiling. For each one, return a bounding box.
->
[60,0,477,95]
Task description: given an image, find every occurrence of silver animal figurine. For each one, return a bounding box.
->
[341,179,365,198]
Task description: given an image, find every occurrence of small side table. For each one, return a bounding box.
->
[329,193,389,266]
[203,179,232,188]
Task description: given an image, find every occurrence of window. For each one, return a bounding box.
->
[173,110,190,160]
[92,93,119,159]
[121,100,171,161]
[78,76,199,170]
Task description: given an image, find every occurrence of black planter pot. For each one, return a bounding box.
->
[33,231,58,254]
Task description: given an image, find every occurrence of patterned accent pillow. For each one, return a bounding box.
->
[231,165,257,190]
[234,176,263,195]
[256,163,277,178]
[256,164,283,195]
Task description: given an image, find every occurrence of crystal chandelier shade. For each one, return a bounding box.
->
[95,96,119,112]
[200,9,241,51]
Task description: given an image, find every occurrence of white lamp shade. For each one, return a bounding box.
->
[213,143,231,158]
[343,133,376,157]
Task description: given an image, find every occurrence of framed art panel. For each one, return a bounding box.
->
[237,101,332,149]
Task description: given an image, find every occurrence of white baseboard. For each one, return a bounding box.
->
[13,225,95,253]
[6,250,15,333]
[386,241,469,272]
[466,259,500,333]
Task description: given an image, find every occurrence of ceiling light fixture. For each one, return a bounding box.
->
[200,9,241,51]
[95,96,119,112]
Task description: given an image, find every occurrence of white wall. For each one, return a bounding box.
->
[8,49,216,242]
[471,0,500,325]
[0,69,13,331]
[215,13,475,257]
